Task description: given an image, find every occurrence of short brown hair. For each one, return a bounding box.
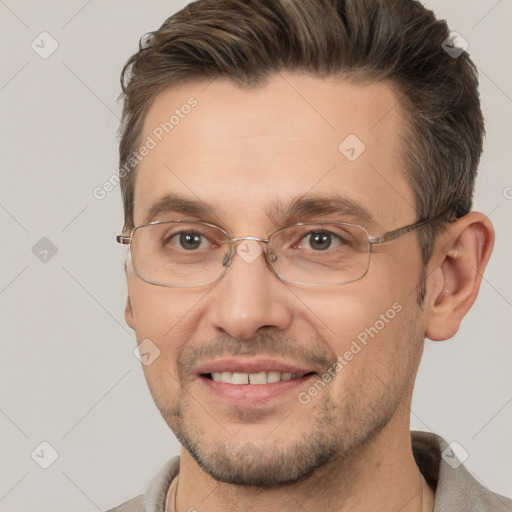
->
[118,0,483,263]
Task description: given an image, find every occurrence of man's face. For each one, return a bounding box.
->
[125,74,430,486]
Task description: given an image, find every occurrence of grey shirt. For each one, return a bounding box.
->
[107,431,511,511]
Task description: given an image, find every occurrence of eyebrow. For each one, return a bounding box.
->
[142,193,375,228]
[142,195,215,225]
[268,195,375,228]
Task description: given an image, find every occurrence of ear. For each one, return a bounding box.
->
[425,212,494,341]
[125,295,135,329]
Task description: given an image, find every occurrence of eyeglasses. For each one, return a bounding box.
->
[116,216,441,287]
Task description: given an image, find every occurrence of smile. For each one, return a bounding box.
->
[206,371,312,384]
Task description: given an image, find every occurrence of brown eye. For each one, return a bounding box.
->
[299,230,343,251]
[168,231,209,250]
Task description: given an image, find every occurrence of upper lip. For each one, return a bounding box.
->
[195,357,317,376]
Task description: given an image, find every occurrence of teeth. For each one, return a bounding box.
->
[249,372,267,385]
[221,371,232,383]
[232,372,249,384]
[210,371,301,384]
[267,371,281,383]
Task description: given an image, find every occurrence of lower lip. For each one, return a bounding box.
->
[198,374,317,407]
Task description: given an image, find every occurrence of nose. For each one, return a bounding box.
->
[209,240,293,340]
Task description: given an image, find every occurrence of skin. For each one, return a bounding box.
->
[123,73,494,512]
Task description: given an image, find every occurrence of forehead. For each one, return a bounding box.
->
[134,73,415,231]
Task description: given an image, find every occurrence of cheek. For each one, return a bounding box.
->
[127,280,201,409]
[323,300,420,413]
[291,282,400,344]
[128,270,197,336]
[290,257,421,375]
[126,274,211,382]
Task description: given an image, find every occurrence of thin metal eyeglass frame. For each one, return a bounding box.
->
[116,216,441,287]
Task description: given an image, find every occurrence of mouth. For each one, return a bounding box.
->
[195,358,319,406]
[202,370,315,384]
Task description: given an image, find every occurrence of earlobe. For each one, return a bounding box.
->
[425,212,494,341]
[125,295,135,329]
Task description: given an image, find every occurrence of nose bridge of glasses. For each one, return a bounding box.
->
[230,235,269,244]
[222,235,270,267]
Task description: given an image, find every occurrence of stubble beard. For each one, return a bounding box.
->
[151,321,421,488]
[158,373,408,488]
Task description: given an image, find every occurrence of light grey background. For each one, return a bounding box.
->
[0,1,511,510]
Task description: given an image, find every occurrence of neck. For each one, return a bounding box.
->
[172,410,435,512]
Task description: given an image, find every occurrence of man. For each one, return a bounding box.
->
[109,0,511,510]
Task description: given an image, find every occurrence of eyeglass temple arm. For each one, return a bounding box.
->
[116,235,130,245]
[368,220,426,244]
[368,218,436,245]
